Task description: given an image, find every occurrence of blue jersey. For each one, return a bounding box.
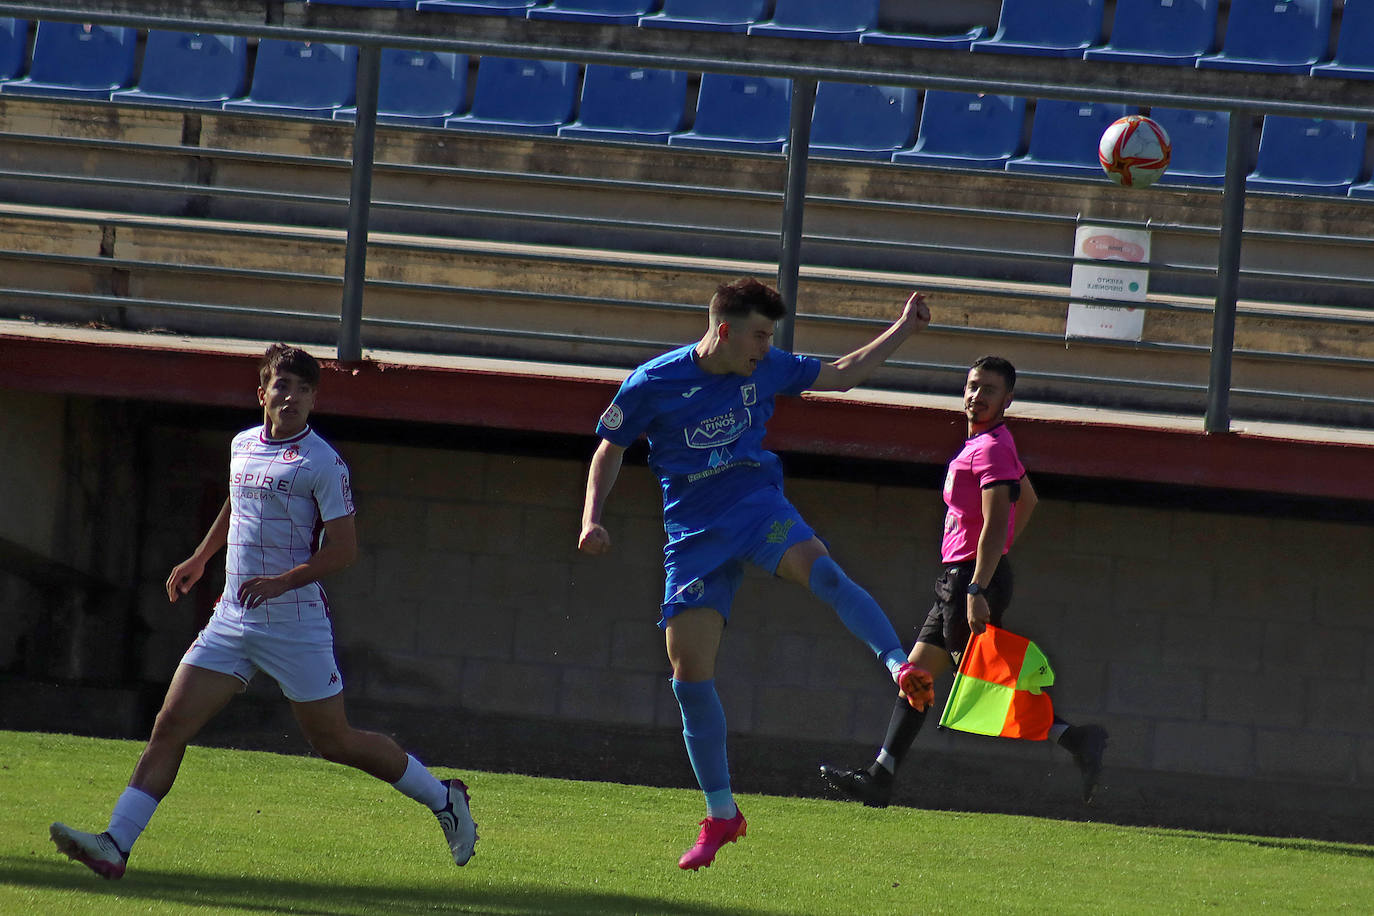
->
[597,344,821,532]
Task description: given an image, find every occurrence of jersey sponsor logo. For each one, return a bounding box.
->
[600,404,624,430]
[232,470,293,492]
[741,383,757,406]
[685,409,750,449]
[282,446,301,462]
[681,386,703,398]
[708,447,733,468]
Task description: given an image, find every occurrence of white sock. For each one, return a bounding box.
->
[106,786,158,854]
[875,751,897,774]
[392,754,449,811]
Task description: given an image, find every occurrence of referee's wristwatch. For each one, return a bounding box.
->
[967,582,988,598]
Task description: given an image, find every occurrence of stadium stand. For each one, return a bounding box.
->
[1082,0,1219,66]
[1149,107,1229,187]
[446,57,579,134]
[222,40,357,118]
[528,0,661,24]
[0,22,137,100]
[1196,0,1333,73]
[1311,0,1374,79]
[637,0,767,32]
[805,82,919,160]
[891,91,1026,168]
[1005,99,1130,176]
[333,50,468,126]
[0,18,26,80]
[1246,115,1368,195]
[970,0,1105,57]
[415,0,543,15]
[111,31,248,108]
[556,65,689,142]
[666,73,791,151]
[308,0,419,7]
[746,0,879,41]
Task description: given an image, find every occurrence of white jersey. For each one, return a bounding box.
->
[218,424,354,623]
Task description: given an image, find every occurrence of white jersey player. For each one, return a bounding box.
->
[50,344,477,880]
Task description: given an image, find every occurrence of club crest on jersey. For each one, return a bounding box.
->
[600,404,624,430]
[685,408,750,449]
[741,383,757,406]
[282,446,300,462]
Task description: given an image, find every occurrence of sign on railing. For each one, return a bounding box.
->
[1066,224,1150,343]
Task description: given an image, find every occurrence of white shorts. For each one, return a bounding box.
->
[180,613,344,703]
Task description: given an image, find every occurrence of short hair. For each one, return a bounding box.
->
[259,343,321,388]
[709,277,786,324]
[970,355,1016,390]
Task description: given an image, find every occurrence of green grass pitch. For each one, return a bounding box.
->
[3,731,1371,915]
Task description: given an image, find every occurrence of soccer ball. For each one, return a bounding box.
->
[1098,115,1171,188]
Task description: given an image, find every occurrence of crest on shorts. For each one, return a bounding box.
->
[600,403,624,430]
[741,383,757,406]
[684,579,706,600]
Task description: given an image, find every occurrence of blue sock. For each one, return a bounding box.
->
[671,678,735,818]
[808,555,905,675]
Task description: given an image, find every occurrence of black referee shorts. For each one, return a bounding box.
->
[915,557,1014,663]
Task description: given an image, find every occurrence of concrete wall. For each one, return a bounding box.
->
[2,387,1372,837]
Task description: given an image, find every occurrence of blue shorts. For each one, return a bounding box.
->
[659,486,815,627]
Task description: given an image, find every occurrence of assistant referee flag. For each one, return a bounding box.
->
[939,625,1055,740]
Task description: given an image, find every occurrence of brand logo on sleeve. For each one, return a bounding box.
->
[600,404,624,430]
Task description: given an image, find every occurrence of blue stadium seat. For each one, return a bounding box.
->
[1196,0,1332,74]
[638,0,767,32]
[668,74,791,152]
[446,57,578,134]
[859,25,988,50]
[557,65,688,143]
[307,0,417,7]
[1348,177,1374,198]
[1150,108,1229,187]
[746,0,879,41]
[971,0,1105,57]
[334,50,468,127]
[1083,0,1219,66]
[528,0,659,24]
[1245,116,1367,195]
[0,19,27,80]
[416,0,542,15]
[806,82,919,160]
[892,92,1026,169]
[223,41,357,118]
[111,31,248,108]
[1312,0,1374,79]
[1005,99,1131,177]
[0,22,137,100]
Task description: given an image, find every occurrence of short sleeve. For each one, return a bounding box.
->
[970,438,1024,489]
[776,352,823,397]
[596,369,650,447]
[314,453,355,522]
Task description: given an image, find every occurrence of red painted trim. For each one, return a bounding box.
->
[3,333,1370,501]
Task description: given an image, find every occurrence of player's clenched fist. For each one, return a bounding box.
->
[578,523,612,555]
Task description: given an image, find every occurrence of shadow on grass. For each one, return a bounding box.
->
[2,856,792,916]
[1138,829,1374,860]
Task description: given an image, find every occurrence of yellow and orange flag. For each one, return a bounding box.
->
[939,625,1055,740]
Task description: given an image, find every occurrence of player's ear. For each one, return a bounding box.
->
[257,386,267,407]
[716,320,731,342]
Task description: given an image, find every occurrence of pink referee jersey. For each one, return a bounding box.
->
[940,423,1025,563]
[218,425,354,623]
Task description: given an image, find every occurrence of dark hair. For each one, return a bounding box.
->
[970,355,1016,390]
[259,343,321,388]
[709,277,786,323]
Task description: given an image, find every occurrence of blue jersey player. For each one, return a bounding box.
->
[579,278,933,870]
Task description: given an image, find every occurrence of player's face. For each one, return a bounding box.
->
[964,367,1012,429]
[258,369,316,438]
[724,312,776,375]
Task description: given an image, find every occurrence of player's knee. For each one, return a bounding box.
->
[808,555,847,600]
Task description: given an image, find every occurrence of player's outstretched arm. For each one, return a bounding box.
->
[807,291,931,392]
[579,439,625,556]
[166,497,232,602]
[237,514,357,609]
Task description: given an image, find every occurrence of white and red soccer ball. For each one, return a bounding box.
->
[1098,115,1172,188]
